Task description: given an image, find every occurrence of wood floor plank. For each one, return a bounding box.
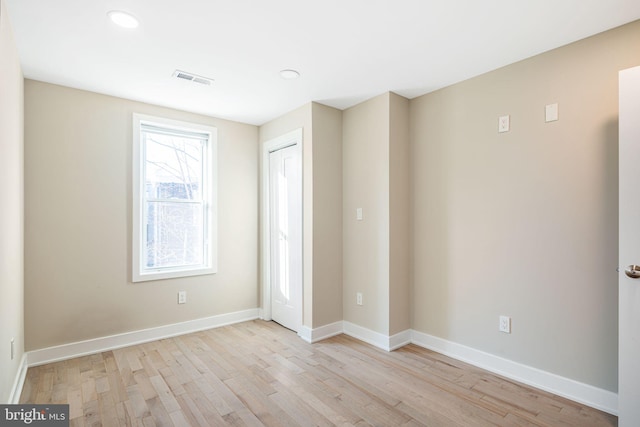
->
[150,375,182,414]
[168,409,190,427]
[116,400,137,427]
[224,376,289,427]
[83,398,101,427]
[268,388,333,427]
[182,381,230,424]
[20,320,616,426]
[98,391,122,427]
[126,384,151,419]
[67,386,83,420]
[175,393,213,427]
[81,376,97,403]
[158,367,187,397]
[96,375,110,394]
[133,371,158,401]
[51,382,68,403]
[146,396,174,427]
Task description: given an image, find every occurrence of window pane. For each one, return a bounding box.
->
[133,114,217,282]
[144,132,204,200]
[145,201,204,269]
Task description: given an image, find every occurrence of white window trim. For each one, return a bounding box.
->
[132,113,217,282]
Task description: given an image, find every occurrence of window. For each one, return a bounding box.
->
[133,114,217,282]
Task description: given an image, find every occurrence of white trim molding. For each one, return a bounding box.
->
[410,330,618,416]
[343,321,411,352]
[27,309,259,367]
[298,321,343,343]
[343,321,388,349]
[9,354,28,404]
[297,325,313,343]
[389,329,412,351]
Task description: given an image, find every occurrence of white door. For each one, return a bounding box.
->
[619,65,640,426]
[268,143,302,332]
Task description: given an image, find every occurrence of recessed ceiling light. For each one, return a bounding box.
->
[108,10,139,29]
[280,69,300,80]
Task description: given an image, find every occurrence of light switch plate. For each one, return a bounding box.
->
[356,208,363,221]
[545,103,558,122]
[498,115,510,133]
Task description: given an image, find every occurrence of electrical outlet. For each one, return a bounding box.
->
[11,338,14,360]
[178,291,187,304]
[499,315,511,333]
[498,115,510,133]
[356,292,363,306]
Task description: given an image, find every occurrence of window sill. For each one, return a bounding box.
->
[132,266,216,283]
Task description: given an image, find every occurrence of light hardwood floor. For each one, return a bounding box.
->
[20,320,616,426]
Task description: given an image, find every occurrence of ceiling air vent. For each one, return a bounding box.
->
[172,70,213,86]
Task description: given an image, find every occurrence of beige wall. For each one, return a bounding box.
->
[342,92,411,336]
[410,20,640,392]
[24,80,259,351]
[311,103,343,327]
[0,0,24,402]
[389,93,411,335]
[259,102,343,328]
[343,93,391,334]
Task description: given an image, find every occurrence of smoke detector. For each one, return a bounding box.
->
[172,70,213,86]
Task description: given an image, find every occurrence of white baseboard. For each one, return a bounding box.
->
[342,321,411,352]
[8,354,28,404]
[389,329,412,350]
[343,321,388,350]
[27,308,260,367]
[314,321,345,342]
[297,326,313,343]
[410,330,618,416]
[298,321,343,343]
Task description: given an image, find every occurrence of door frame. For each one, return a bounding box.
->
[261,128,303,326]
[618,66,640,426]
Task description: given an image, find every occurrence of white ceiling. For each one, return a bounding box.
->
[6,0,640,126]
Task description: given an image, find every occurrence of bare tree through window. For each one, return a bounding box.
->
[143,129,206,269]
